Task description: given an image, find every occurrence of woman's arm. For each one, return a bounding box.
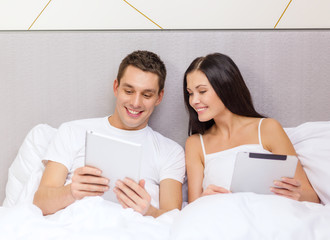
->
[185,135,205,203]
[261,118,320,203]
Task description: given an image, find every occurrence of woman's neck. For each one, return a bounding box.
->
[211,113,247,140]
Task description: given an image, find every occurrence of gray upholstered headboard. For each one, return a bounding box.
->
[1,30,330,203]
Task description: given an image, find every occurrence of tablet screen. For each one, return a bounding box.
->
[230,152,298,194]
[85,131,142,202]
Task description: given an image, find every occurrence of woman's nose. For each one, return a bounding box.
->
[190,93,200,105]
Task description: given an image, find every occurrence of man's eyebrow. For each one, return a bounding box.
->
[143,89,157,94]
[122,83,133,88]
[122,83,157,93]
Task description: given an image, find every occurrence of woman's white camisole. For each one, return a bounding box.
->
[201,118,271,190]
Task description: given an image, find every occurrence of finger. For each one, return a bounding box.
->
[75,182,109,193]
[116,180,141,203]
[123,178,148,199]
[138,179,145,189]
[114,185,136,208]
[75,166,103,176]
[208,185,230,193]
[202,189,217,196]
[113,187,129,208]
[270,187,299,200]
[273,180,298,192]
[78,175,109,186]
[281,177,301,187]
[271,190,300,201]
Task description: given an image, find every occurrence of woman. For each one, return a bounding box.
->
[183,53,319,203]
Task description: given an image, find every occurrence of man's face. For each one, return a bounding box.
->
[111,65,164,130]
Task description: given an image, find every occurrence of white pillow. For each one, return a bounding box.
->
[285,121,330,204]
[3,124,57,207]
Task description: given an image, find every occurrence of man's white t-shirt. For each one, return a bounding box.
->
[44,116,185,208]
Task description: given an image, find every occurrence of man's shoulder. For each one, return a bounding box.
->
[59,116,107,129]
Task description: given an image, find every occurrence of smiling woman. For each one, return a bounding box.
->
[183,53,320,204]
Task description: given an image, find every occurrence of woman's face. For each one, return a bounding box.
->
[186,70,227,122]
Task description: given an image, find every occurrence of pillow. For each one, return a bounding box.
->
[3,124,57,207]
[285,121,330,204]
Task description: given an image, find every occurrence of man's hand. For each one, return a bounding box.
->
[202,184,231,197]
[270,177,302,201]
[113,178,151,216]
[70,166,110,200]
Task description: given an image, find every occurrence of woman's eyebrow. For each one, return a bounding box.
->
[195,84,207,89]
[186,84,207,91]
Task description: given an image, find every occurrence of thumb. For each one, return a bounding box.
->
[139,179,145,189]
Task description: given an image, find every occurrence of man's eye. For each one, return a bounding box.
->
[143,94,152,98]
[125,90,133,94]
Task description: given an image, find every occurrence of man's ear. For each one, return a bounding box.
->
[155,89,164,106]
[113,79,119,97]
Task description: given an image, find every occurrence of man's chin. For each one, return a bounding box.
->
[122,119,147,130]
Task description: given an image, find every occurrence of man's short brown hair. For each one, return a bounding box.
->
[117,50,166,93]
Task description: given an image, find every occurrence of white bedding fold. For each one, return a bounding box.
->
[171,193,330,240]
[1,194,329,240]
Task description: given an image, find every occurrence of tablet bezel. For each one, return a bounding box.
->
[230,152,298,194]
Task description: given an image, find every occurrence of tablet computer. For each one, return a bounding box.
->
[230,152,298,194]
[85,130,142,202]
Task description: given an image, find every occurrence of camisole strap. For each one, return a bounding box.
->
[258,118,265,147]
[199,134,207,158]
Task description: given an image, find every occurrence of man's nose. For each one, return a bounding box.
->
[131,94,142,108]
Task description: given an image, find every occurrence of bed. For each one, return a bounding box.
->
[1,30,330,239]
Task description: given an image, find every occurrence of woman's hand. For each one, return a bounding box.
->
[202,184,231,197]
[270,177,302,201]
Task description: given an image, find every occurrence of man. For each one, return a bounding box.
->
[33,50,185,217]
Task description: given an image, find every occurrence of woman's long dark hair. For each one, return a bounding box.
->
[183,53,265,136]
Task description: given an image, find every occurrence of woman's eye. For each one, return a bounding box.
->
[188,92,193,96]
[199,91,206,94]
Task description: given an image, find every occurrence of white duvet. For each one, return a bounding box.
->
[1,194,330,240]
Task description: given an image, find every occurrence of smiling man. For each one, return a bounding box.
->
[33,51,185,217]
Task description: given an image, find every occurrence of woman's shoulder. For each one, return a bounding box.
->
[185,133,201,148]
[261,118,284,133]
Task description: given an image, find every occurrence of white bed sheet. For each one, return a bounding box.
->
[1,194,330,240]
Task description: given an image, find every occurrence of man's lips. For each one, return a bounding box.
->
[126,107,143,117]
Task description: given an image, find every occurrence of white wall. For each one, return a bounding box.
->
[1,30,330,203]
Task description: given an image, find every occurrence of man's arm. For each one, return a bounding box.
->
[114,178,182,218]
[33,161,110,215]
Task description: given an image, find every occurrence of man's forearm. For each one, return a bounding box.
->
[33,184,75,215]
